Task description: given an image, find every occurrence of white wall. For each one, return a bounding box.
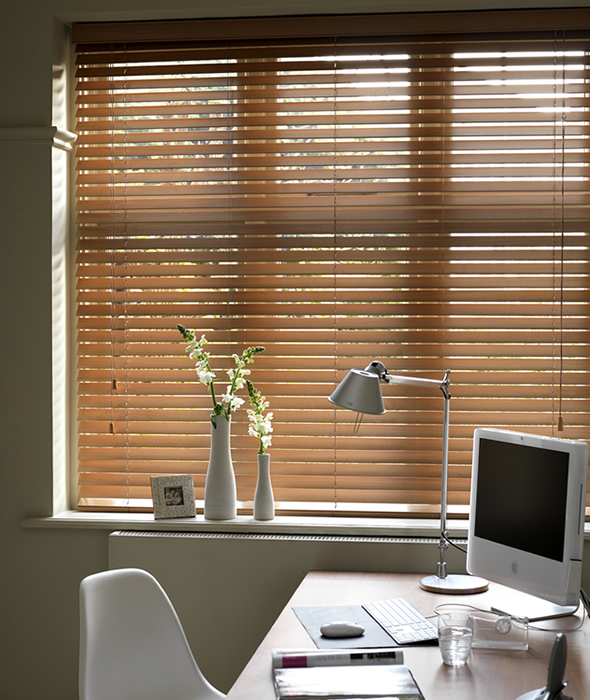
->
[2,2,589,698]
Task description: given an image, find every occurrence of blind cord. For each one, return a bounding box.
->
[109,43,118,435]
[557,30,566,431]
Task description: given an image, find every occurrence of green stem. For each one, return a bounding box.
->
[209,382,217,408]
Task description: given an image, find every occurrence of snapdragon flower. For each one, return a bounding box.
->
[177,324,264,426]
[246,380,274,454]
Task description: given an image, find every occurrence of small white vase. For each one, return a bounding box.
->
[204,415,237,520]
[254,452,274,521]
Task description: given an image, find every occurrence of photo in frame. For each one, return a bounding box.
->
[150,475,196,519]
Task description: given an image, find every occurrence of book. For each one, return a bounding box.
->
[272,649,425,699]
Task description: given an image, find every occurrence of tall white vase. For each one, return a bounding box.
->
[204,415,237,520]
[254,452,274,521]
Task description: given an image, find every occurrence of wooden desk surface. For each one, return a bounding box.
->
[226,571,589,700]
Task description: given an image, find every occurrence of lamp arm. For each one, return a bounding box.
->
[365,362,451,393]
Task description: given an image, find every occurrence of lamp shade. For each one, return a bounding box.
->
[328,369,385,415]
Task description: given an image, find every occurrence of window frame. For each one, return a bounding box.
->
[73,6,590,517]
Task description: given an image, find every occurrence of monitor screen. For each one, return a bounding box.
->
[474,438,569,562]
[467,428,588,616]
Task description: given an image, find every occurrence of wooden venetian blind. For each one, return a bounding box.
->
[73,11,590,516]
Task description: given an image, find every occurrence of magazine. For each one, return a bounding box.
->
[272,649,425,699]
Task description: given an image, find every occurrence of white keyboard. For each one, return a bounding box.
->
[363,597,438,645]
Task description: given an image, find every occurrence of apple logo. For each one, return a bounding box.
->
[511,560,518,574]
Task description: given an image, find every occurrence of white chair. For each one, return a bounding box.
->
[79,568,225,700]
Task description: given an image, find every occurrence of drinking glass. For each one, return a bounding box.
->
[438,609,475,666]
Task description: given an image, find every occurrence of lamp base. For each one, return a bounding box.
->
[419,573,489,594]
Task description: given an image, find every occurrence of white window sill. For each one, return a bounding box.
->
[23,511,590,540]
[24,510,462,539]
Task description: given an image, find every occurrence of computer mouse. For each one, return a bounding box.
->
[320,621,365,638]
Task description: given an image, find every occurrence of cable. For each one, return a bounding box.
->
[525,595,586,634]
[579,586,590,617]
[433,601,528,628]
[434,593,587,635]
[441,530,467,554]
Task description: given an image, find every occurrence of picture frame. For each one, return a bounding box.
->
[150,475,196,519]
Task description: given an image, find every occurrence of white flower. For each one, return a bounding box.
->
[234,375,247,390]
[222,392,244,411]
[261,435,273,450]
[248,412,273,437]
[197,366,215,385]
[226,368,249,389]
[187,334,207,358]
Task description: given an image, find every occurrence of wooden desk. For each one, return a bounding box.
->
[226,571,589,700]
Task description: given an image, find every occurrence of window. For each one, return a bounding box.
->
[73,10,590,518]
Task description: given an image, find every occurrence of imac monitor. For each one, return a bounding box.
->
[467,428,588,620]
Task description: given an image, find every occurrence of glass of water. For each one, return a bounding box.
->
[437,609,475,666]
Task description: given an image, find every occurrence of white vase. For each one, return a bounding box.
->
[254,452,274,521]
[204,415,237,520]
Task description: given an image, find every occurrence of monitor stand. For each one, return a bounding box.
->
[488,585,578,622]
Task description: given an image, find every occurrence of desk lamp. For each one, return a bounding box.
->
[329,361,488,594]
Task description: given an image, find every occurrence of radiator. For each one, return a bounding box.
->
[108,530,465,693]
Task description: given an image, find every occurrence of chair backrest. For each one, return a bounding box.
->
[79,568,225,700]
